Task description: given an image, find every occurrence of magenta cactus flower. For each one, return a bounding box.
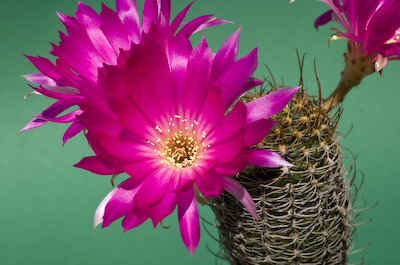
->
[71,23,299,255]
[312,0,400,109]
[22,0,299,256]
[21,0,227,144]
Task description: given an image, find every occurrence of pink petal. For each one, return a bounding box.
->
[116,0,141,43]
[19,101,74,133]
[196,90,225,133]
[96,133,153,161]
[121,211,147,232]
[170,1,194,33]
[206,101,246,145]
[148,184,177,227]
[214,156,244,176]
[191,157,217,177]
[192,17,231,34]
[211,27,240,81]
[159,0,171,23]
[123,53,169,123]
[243,119,277,147]
[62,121,85,145]
[208,135,244,163]
[141,0,159,33]
[195,172,225,198]
[245,87,300,125]
[218,48,259,108]
[135,30,176,114]
[173,168,198,192]
[220,176,260,220]
[62,10,116,65]
[94,188,118,231]
[100,4,130,53]
[177,14,214,38]
[76,1,100,24]
[78,110,123,138]
[133,167,175,207]
[55,14,106,79]
[22,73,58,86]
[74,155,121,175]
[115,98,156,139]
[42,109,82,123]
[52,39,98,82]
[167,35,192,97]
[25,55,62,82]
[85,133,110,157]
[102,178,144,227]
[243,149,293,168]
[177,187,200,256]
[74,80,112,117]
[318,0,349,32]
[238,77,264,96]
[364,1,400,52]
[183,37,212,114]
[314,10,334,30]
[35,85,80,95]
[97,63,127,100]
[30,85,83,102]
[121,159,162,183]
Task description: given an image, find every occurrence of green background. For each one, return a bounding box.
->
[1,0,399,264]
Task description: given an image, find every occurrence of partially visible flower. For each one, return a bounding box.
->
[73,20,299,254]
[21,0,227,145]
[313,0,400,110]
[316,0,400,69]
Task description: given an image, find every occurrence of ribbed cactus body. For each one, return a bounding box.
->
[210,88,355,265]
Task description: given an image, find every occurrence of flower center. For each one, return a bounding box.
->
[163,132,199,168]
[149,115,209,169]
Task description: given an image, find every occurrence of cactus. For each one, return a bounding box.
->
[209,61,363,264]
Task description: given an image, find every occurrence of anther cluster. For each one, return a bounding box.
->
[150,115,207,169]
[163,130,200,168]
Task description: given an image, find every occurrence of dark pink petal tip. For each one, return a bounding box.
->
[314,10,334,30]
[62,122,85,145]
